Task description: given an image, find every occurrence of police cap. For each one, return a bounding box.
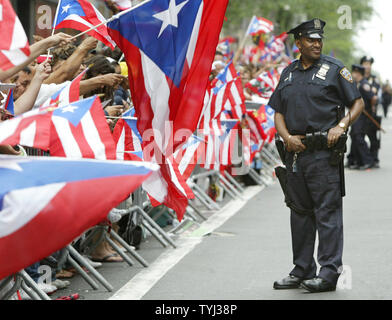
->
[352,64,365,75]
[360,56,374,64]
[288,18,326,39]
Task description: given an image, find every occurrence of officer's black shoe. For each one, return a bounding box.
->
[373,162,380,169]
[300,277,336,293]
[273,275,303,289]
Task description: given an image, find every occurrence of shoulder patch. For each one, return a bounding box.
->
[340,67,353,83]
[363,83,371,91]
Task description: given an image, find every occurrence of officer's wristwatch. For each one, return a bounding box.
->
[338,122,347,130]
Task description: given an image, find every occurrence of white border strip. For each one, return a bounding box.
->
[109,185,263,300]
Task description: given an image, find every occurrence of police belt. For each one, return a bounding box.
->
[299,131,348,167]
[300,131,329,152]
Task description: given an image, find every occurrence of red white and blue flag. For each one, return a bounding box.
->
[40,69,86,109]
[49,96,116,160]
[199,62,245,130]
[2,89,14,115]
[200,115,238,172]
[0,155,158,279]
[0,0,30,71]
[247,16,274,36]
[107,0,228,220]
[0,108,52,150]
[54,0,115,49]
[112,116,143,161]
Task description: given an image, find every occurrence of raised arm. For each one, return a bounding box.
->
[14,62,52,115]
[44,37,98,84]
[0,33,71,82]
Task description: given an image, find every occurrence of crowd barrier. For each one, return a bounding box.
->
[0,142,281,300]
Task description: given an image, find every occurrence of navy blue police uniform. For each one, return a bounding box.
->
[348,64,374,168]
[361,56,382,167]
[269,20,361,286]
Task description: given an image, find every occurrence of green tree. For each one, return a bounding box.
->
[223,0,373,66]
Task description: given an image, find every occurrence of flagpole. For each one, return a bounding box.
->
[69,0,151,41]
[233,16,255,65]
[46,0,61,60]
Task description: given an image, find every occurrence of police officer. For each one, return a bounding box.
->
[347,64,375,170]
[269,18,365,293]
[360,56,381,168]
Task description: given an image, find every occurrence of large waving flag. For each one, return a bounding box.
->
[54,0,115,49]
[0,0,30,71]
[108,0,228,155]
[50,96,116,160]
[108,0,228,220]
[0,155,158,279]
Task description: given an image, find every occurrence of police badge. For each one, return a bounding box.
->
[314,19,321,29]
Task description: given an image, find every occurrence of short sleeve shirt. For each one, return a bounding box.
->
[268,54,361,135]
[358,78,375,113]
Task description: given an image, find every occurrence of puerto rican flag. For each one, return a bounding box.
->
[2,88,14,115]
[40,69,87,109]
[108,0,228,156]
[244,111,266,162]
[112,116,143,161]
[261,104,276,143]
[200,116,238,172]
[0,108,52,150]
[107,0,228,219]
[247,16,274,36]
[0,0,30,71]
[54,0,115,49]
[172,134,204,180]
[199,62,245,131]
[49,96,116,160]
[0,155,158,279]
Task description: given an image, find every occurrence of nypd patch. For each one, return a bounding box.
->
[340,67,353,83]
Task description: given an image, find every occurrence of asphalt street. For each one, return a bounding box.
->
[53,115,392,301]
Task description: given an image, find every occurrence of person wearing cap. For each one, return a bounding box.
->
[360,56,382,168]
[346,64,376,170]
[269,18,365,293]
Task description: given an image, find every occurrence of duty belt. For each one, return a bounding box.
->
[300,131,329,152]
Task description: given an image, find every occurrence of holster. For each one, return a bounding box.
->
[275,166,314,215]
[329,133,347,197]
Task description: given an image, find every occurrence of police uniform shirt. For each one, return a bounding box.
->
[358,78,375,113]
[268,54,361,135]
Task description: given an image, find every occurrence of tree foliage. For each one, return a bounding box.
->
[223,0,374,66]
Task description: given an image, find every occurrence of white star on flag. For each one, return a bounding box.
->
[153,0,189,38]
[62,4,71,14]
[61,105,78,113]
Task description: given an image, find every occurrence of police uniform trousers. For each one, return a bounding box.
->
[349,116,373,166]
[366,116,380,164]
[285,150,343,285]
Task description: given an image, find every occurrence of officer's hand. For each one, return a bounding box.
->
[285,135,306,153]
[328,126,345,148]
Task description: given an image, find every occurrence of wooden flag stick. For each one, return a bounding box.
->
[363,109,386,133]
